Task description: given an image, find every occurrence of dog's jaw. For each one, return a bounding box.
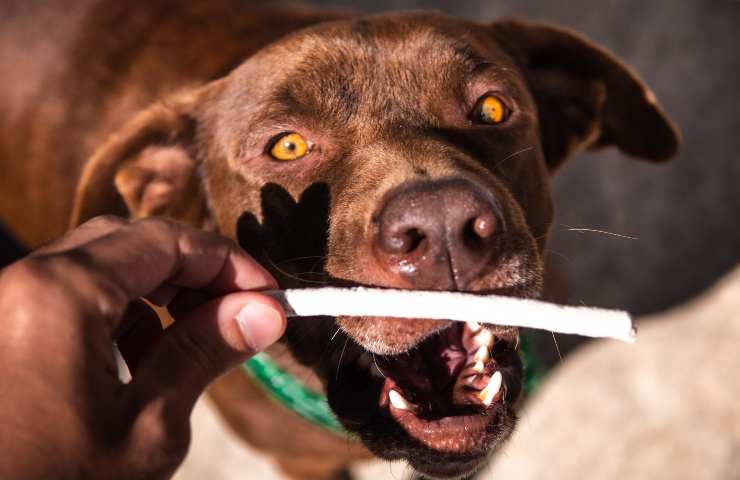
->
[291,250,540,478]
[320,320,523,479]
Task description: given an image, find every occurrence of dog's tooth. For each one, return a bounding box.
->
[472,360,485,373]
[479,371,503,406]
[466,375,478,385]
[474,329,494,349]
[389,390,418,412]
[467,321,482,334]
[474,345,489,363]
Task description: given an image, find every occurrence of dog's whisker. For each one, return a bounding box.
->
[386,461,399,480]
[275,252,352,267]
[544,248,572,265]
[551,331,563,364]
[372,353,387,379]
[335,337,350,381]
[311,328,348,372]
[285,270,330,278]
[262,250,330,285]
[330,326,343,344]
[276,255,330,263]
[311,256,328,274]
[560,223,639,240]
[284,327,350,388]
[398,462,414,480]
[266,322,333,366]
[493,145,535,169]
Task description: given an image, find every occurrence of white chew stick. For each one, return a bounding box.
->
[265,287,636,343]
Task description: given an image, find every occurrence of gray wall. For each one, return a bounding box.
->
[303,0,740,315]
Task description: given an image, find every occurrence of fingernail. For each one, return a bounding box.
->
[235,302,285,351]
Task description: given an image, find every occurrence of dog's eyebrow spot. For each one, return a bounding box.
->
[453,46,489,71]
[467,61,518,83]
[272,78,360,126]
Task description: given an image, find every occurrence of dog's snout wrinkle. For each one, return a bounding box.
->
[374,178,501,290]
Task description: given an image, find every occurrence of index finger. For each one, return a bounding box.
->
[37,218,276,321]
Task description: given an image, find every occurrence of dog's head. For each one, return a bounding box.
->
[72,12,677,478]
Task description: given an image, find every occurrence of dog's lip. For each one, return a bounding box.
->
[381,376,504,454]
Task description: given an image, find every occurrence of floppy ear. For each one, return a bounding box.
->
[70,86,221,228]
[490,19,680,171]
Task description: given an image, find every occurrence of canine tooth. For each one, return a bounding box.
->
[467,321,482,333]
[474,345,489,363]
[473,360,485,373]
[479,371,503,406]
[389,390,417,412]
[474,329,494,348]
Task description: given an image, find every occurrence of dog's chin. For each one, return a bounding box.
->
[325,319,524,479]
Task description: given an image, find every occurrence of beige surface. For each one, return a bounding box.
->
[175,395,404,480]
[176,265,740,479]
[486,265,740,480]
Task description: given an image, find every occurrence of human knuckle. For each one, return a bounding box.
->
[16,258,86,307]
[138,217,179,235]
[43,253,100,288]
[43,253,125,317]
[85,214,128,231]
[1,257,58,295]
[137,405,191,453]
[0,263,52,321]
[135,217,182,249]
[129,411,190,479]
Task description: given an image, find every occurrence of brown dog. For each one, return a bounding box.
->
[0,1,678,478]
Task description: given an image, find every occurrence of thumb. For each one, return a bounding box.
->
[128,291,286,415]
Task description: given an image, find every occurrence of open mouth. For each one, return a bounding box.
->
[371,321,522,456]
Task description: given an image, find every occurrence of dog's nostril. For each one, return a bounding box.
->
[463,213,497,248]
[388,227,426,254]
[373,179,502,289]
[471,214,496,240]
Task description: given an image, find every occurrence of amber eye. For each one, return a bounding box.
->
[474,95,509,124]
[269,132,311,161]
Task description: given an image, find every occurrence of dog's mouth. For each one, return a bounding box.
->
[375,321,520,454]
[324,317,523,478]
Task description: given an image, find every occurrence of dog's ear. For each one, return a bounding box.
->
[70,85,220,228]
[490,19,680,171]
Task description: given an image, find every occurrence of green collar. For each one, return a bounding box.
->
[519,333,545,394]
[242,353,347,435]
[242,333,545,436]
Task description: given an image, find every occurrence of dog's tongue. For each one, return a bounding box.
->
[387,325,466,388]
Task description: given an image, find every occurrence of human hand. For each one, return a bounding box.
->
[0,216,286,479]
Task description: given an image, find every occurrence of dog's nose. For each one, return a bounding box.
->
[373,179,501,289]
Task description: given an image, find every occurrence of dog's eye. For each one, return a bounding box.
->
[473,95,509,125]
[269,132,311,161]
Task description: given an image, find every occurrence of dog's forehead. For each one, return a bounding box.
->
[281,12,494,69]
[231,13,518,130]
